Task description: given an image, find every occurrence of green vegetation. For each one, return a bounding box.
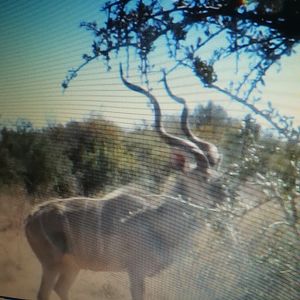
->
[0,102,298,201]
[0,115,170,197]
[0,117,133,196]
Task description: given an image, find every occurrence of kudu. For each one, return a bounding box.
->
[162,70,221,168]
[25,66,221,300]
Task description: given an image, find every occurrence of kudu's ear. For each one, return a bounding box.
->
[171,150,186,171]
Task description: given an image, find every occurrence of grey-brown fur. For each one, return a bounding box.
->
[25,68,223,300]
[25,170,216,300]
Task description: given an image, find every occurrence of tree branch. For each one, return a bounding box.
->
[210,84,300,141]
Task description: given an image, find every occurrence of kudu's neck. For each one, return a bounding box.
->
[143,172,202,251]
[163,169,206,203]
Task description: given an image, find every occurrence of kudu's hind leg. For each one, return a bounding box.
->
[37,265,59,300]
[54,263,79,300]
[128,270,145,300]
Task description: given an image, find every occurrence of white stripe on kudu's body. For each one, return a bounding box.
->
[25,66,222,300]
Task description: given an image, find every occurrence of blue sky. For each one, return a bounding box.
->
[0,0,299,131]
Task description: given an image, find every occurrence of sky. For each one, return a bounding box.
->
[0,0,299,132]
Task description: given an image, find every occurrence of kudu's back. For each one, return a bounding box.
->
[25,168,209,275]
[25,193,152,271]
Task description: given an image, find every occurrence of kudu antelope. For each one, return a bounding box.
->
[162,70,221,168]
[25,66,222,300]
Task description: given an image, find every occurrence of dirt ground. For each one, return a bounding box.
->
[0,188,298,300]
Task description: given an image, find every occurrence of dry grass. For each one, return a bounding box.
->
[0,186,298,300]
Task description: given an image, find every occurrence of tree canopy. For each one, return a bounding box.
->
[63,0,300,140]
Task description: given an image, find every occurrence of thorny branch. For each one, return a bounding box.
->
[62,0,299,142]
[210,84,300,141]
